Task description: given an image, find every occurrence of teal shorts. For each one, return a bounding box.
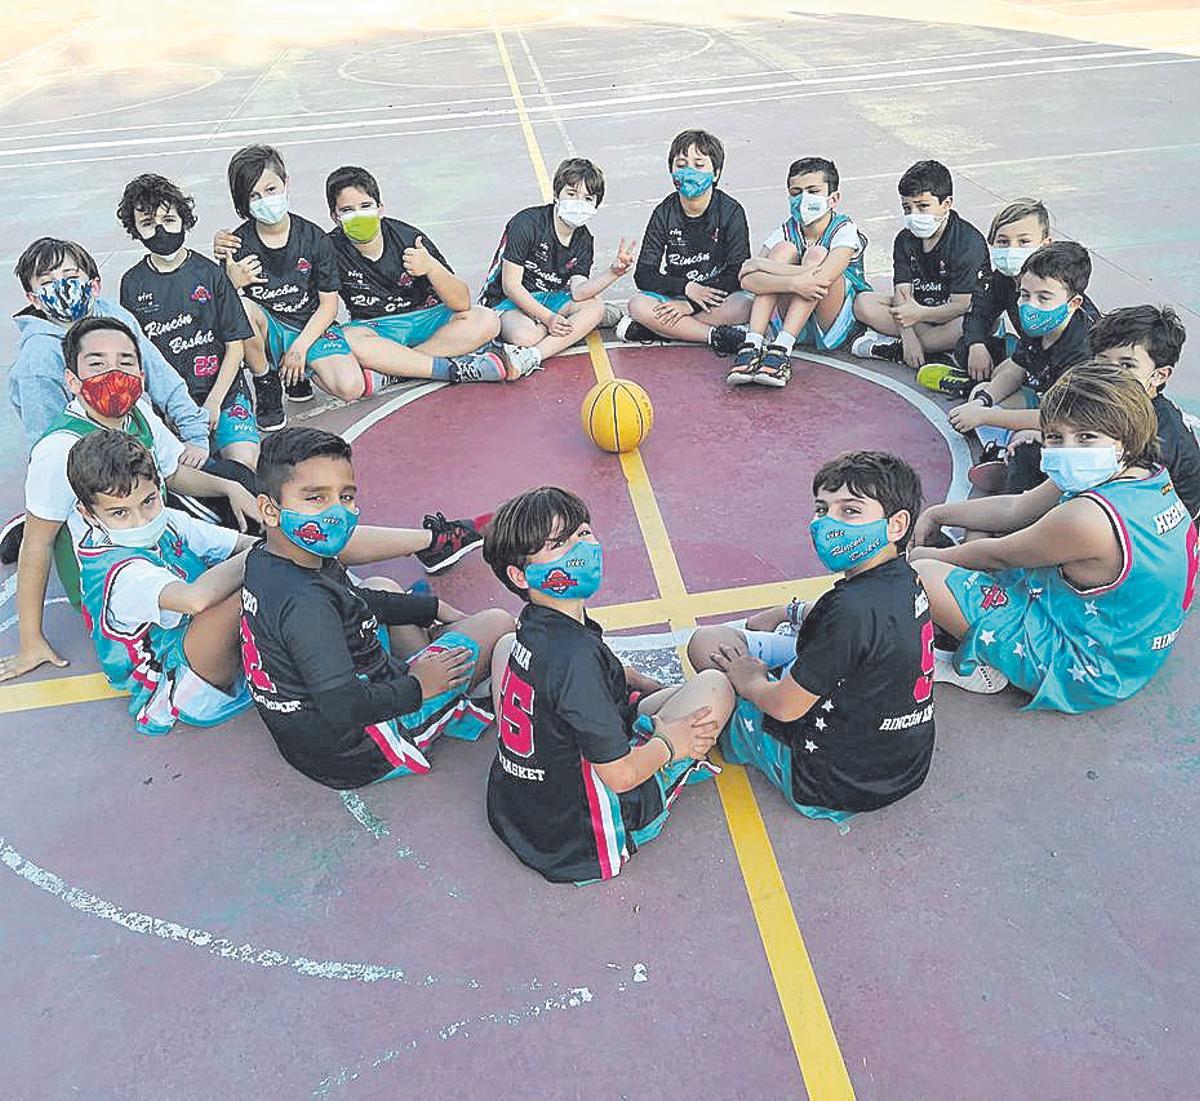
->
[344,303,455,347]
[493,289,572,315]
[264,314,352,374]
[212,383,260,452]
[771,279,862,351]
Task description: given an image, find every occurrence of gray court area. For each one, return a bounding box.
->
[2,14,1199,1100]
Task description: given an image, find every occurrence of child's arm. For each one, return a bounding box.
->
[165,464,258,532]
[404,235,471,313]
[281,291,342,385]
[201,339,245,424]
[500,260,561,328]
[358,585,439,629]
[569,237,636,302]
[157,546,251,617]
[713,198,751,294]
[339,524,440,564]
[0,514,68,682]
[633,204,684,297]
[913,479,1061,545]
[947,358,1031,433]
[892,293,973,329]
[712,647,819,722]
[591,706,720,793]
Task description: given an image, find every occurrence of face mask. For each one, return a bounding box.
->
[555,197,597,229]
[102,507,170,549]
[36,276,94,323]
[524,539,603,600]
[143,226,186,257]
[809,514,892,574]
[672,167,714,200]
[791,192,829,226]
[903,212,944,239]
[1019,300,1071,338]
[78,369,143,419]
[249,193,289,225]
[990,245,1036,278]
[340,207,381,243]
[278,503,359,558]
[1039,446,1122,494]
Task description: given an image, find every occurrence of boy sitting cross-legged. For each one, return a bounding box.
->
[239,428,513,789]
[729,156,870,388]
[67,431,256,735]
[690,452,935,820]
[480,157,635,375]
[483,486,735,884]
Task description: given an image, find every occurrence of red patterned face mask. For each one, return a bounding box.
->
[78,369,143,418]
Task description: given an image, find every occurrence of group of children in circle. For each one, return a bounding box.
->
[1,125,1197,883]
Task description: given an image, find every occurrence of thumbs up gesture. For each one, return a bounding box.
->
[402,235,434,277]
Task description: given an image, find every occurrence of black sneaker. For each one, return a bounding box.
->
[285,376,314,402]
[447,350,506,384]
[0,514,24,565]
[254,372,286,432]
[414,512,488,573]
[725,342,763,386]
[709,324,746,357]
[614,316,658,345]
[754,345,793,388]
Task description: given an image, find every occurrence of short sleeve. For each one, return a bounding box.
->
[24,434,76,522]
[892,233,910,287]
[550,649,630,764]
[947,228,989,294]
[312,230,341,294]
[501,211,538,265]
[106,558,185,633]
[214,268,253,342]
[420,232,453,274]
[762,225,785,251]
[576,231,595,279]
[829,220,861,253]
[166,509,238,565]
[787,587,867,699]
[144,402,185,477]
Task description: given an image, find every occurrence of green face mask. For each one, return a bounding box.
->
[340,208,381,243]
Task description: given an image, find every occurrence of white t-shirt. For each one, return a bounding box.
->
[103,508,238,633]
[763,217,862,258]
[24,397,186,545]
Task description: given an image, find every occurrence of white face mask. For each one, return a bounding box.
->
[797,192,830,225]
[102,508,170,549]
[990,245,1038,278]
[249,192,289,225]
[555,197,597,228]
[904,211,944,239]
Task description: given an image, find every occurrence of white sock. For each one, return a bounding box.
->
[772,330,797,354]
[744,331,764,349]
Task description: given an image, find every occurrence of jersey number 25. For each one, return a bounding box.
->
[498,665,536,758]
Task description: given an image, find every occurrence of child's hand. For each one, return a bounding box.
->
[948,401,989,433]
[625,666,663,696]
[213,229,242,261]
[229,255,266,290]
[610,237,637,276]
[967,343,994,382]
[795,271,830,301]
[409,646,473,699]
[280,346,307,386]
[545,312,573,338]
[402,236,435,277]
[652,299,689,328]
[225,483,259,533]
[657,706,720,761]
[890,299,925,329]
[900,330,925,370]
[684,282,726,311]
[179,443,209,469]
[709,644,767,694]
[912,509,943,548]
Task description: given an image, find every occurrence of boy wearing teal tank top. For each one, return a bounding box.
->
[731,157,871,388]
[67,431,257,735]
[910,363,1196,713]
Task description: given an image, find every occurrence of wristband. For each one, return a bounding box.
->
[974,391,994,407]
[649,728,676,763]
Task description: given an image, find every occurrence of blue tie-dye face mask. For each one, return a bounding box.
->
[36,276,94,323]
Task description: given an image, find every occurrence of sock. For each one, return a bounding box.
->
[772,330,797,354]
[744,331,764,350]
[430,356,453,381]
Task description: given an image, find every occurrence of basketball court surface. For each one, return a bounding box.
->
[1,3,1199,1098]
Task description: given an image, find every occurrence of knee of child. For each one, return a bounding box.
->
[694,666,736,715]
[362,575,403,592]
[478,606,517,638]
[800,244,827,268]
[687,626,723,668]
[335,372,367,402]
[473,306,502,341]
[627,293,653,321]
[768,240,801,263]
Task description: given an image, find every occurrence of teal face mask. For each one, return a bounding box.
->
[1019,300,1071,337]
[672,167,714,199]
[809,514,891,573]
[1039,446,1121,495]
[278,503,358,557]
[524,539,603,600]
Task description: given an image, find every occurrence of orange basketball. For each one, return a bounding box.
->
[581,379,654,454]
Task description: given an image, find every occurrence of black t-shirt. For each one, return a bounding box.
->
[892,211,989,307]
[240,544,439,789]
[232,214,340,328]
[634,189,751,298]
[765,557,936,812]
[1012,306,1093,392]
[480,204,594,307]
[328,217,451,320]
[119,252,253,402]
[1154,394,1200,520]
[962,271,1100,354]
[487,603,658,884]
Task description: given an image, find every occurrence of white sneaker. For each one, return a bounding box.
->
[933,653,1009,694]
[502,343,543,380]
[851,329,889,358]
[600,301,623,329]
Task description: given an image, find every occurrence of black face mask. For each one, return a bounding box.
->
[143,226,186,257]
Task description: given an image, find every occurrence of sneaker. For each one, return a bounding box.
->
[285,376,314,402]
[933,652,1009,694]
[615,316,657,344]
[600,301,623,329]
[709,324,746,357]
[851,329,902,362]
[448,350,507,384]
[916,361,973,399]
[773,598,809,637]
[968,442,1008,494]
[725,342,763,386]
[500,343,544,380]
[415,512,486,573]
[753,344,793,388]
[254,372,286,432]
[0,514,24,565]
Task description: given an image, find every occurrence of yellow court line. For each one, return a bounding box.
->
[0,672,124,715]
[488,27,855,1097]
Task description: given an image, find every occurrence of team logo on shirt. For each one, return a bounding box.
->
[980,583,1009,610]
[296,257,311,273]
[136,290,155,308]
[226,402,251,420]
[565,258,578,272]
[190,284,212,303]
[538,568,579,595]
[291,522,327,545]
[397,272,413,287]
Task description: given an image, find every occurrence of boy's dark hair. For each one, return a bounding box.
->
[1040,362,1160,469]
[1091,304,1187,373]
[14,237,99,292]
[552,157,606,207]
[483,486,592,599]
[1020,240,1091,297]
[258,427,353,501]
[667,129,725,176]
[228,144,287,220]
[67,430,160,510]
[325,165,382,212]
[787,156,838,193]
[811,451,924,551]
[116,174,198,239]
[988,198,1050,243]
[898,160,953,202]
[62,316,141,375]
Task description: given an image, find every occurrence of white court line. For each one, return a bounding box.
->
[516,29,577,156]
[0,39,1109,143]
[0,21,93,72]
[0,50,1187,163]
